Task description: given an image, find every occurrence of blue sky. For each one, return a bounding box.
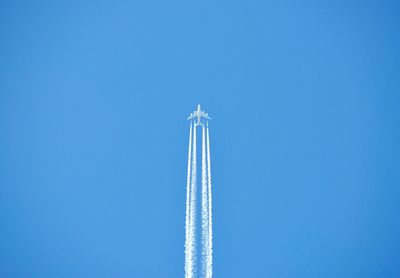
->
[1,0,399,277]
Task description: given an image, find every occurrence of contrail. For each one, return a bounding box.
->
[185,105,213,278]
[185,122,193,278]
[189,124,197,277]
[201,125,209,277]
[206,125,213,278]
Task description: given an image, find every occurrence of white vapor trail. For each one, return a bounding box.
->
[201,125,209,277]
[188,124,197,277]
[185,120,213,278]
[206,126,213,278]
[185,122,193,278]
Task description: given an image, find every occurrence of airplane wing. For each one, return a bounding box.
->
[187,105,211,121]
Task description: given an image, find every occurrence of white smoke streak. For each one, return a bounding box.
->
[185,119,213,278]
[206,126,213,278]
[201,125,209,277]
[185,122,193,278]
[189,124,197,277]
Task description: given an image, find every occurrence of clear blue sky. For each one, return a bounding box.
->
[1,0,399,277]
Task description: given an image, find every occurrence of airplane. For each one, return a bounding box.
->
[187,104,211,124]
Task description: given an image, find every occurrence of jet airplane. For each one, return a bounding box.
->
[187,104,211,124]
